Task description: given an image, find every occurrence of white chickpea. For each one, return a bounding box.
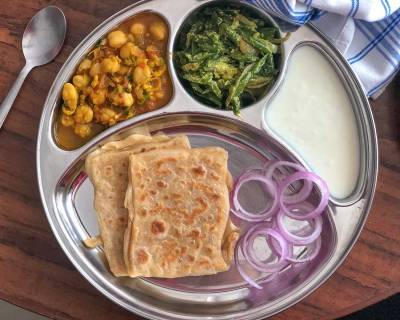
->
[97,108,117,126]
[74,124,91,138]
[120,42,134,59]
[131,45,146,58]
[111,92,134,107]
[133,65,151,85]
[101,56,120,73]
[62,83,78,109]
[72,74,90,89]
[149,21,167,41]
[90,89,106,105]
[130,23,145,37]
[78,59,92,72]
[120,42,145,60]
[119,42,134,59]
[61,114,75,127]
[90,62,101,77]
[107,30,127,48]
[74,105,94,124]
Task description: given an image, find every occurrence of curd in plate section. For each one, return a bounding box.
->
[265,46,360,199]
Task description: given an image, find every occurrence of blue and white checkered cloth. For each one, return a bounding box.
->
[247,0,400,98]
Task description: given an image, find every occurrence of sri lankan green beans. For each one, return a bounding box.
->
[175,7,287,115]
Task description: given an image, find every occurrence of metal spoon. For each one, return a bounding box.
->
[0,6,66,129]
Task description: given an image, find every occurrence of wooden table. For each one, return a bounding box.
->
[0,1,399,319]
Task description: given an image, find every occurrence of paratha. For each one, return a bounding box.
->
[85,134,190,276]
[124,147,239,278]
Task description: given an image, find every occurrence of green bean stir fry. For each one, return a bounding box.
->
[175,7,288,115]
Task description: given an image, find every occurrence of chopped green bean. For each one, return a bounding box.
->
[174,6,287,114]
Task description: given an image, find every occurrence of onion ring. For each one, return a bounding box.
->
[243,227,289,273]
[231,173,279,222]
[264,161,313,204]
[279,171,329,220]
[234,238,262,289]
[269,235,322,264]
[232,161,329,288]
[276,209,323,245]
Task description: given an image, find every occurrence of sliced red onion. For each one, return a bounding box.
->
[232,161,329,289]
[269,236,322,263]
[257,272,278,287]
[262,160,278,171]
[264,161,305,180]
[242,222,274,253]
[234,238,262,289]
[279,171,329,220]
[243,226,289,273]
[264,161,313,204]
[231,173,279,222]
[283,202,315,221]
[243,166,266,175]
[276,209,323,245]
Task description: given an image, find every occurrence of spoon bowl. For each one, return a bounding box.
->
[0,6,66,128]
[22,6,66,65]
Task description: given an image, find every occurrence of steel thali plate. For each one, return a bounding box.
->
[36,0,378,319]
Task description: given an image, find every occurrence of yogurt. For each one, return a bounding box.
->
[265,45,360,199]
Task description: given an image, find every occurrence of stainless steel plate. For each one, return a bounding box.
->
[36,0,378,319]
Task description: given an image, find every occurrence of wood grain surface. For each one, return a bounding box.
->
[0,1,399,319]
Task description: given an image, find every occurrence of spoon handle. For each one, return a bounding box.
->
[0,63,33,129]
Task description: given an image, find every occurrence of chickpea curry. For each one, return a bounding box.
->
[56,13,172,149]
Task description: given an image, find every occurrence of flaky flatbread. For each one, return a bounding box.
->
[85,134,190,276]
[124,147,239,278]
[85,134,170,172]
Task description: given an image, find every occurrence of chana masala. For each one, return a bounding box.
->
[56,13,172,150]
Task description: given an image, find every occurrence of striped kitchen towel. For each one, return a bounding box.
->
[247,0,400,98]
